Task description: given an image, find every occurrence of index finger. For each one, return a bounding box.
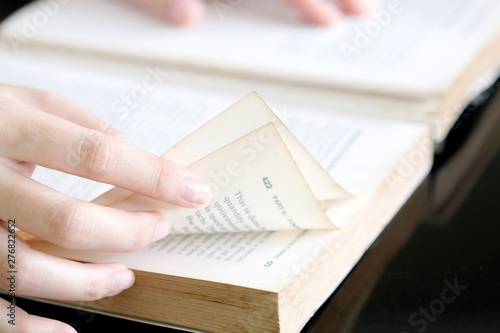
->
[1,98,211,208]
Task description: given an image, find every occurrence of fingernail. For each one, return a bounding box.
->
[306,4,342,26]
[166,0,197,24]
[108,269,135,297]
[181,178,213,205]
[151,218,170,242]
[343,0,373,14]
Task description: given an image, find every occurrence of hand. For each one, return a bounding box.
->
[125,0,371,26]
[0,84,211,332]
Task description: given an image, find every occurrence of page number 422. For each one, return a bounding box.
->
[262,177,273,190]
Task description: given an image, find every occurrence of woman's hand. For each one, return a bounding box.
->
[125,0,371,26]
[0,84,211,332]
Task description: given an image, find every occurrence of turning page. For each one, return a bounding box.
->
[100,93,347,234]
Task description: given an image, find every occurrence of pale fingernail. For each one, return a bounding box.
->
[108,269,135,297]
[166,0,197,24]
[151,218,170,242]
[181,178,213,205]
[344,0,373,14]
[307,4,342,25]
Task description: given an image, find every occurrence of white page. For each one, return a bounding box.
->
[3,0,500,97]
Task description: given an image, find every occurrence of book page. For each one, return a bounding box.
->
[110,122,335,233]
[159,92,348,200]
[2,0,500,97]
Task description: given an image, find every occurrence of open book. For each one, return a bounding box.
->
[26,92,431,333]
[0,0,488,331]
[2,0,500,142]
[0,32,431,330]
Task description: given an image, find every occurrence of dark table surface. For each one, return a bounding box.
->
[351,150,500,333]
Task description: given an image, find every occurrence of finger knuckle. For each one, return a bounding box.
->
[47,200,86,248]
[151,164,166,198]
[82,273,110,301]
[128,219,152,252]
[150,164,175,200]
[76,131,114,175]
[0,102,36,146]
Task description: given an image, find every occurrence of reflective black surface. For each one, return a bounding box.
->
[0,1,31,21]
[352,148,500,333]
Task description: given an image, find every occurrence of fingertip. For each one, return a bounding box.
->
[338,0,373,15]
[43,320,78,333]
[179,178,213,207]
[58,323,78,333]
[289,0,344,26]
[307,11,343,26]
[154,160,213,208]
[164,0,205,26]
[108,269,136,297]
